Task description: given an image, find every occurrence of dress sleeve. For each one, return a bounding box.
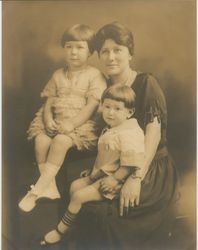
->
[119,129,145,169]
[141,74,167,126]
[40,75,57,98]
[86,71,107,101]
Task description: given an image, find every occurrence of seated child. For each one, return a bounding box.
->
[18,24,107,212]
[40,85,145,245]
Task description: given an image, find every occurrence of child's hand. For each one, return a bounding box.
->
[100,176,119,194]
[80,169,91,178]
[58,121,74,134]
[45,118,57,134]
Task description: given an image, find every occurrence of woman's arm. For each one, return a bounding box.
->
[120,117,161,215]
[70,97,99,128]
[136,117,161,179]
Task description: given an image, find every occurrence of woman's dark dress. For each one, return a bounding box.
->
[75,73,179,250]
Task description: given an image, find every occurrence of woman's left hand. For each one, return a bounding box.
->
[119,177,141,216]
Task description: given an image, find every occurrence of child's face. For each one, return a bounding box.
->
[102,98,132,127]
[63,41,90,70]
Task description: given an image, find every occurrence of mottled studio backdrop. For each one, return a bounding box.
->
[3,0,196,236]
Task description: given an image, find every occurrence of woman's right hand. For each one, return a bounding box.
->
[119,177,141,216]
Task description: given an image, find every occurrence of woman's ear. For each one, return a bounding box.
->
[127,108,135,118]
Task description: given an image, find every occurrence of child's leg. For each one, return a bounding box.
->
[43,182,102,244]
[69,176,92,196]
[32,134,73,193]
[35,134,60,199]
[34,134,52,165]
[19,134,73,212]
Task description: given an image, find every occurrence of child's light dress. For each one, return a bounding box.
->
[27,65,107,150]
[91,118,145,199]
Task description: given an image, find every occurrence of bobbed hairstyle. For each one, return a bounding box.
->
[101,85,136,110]
[95,22,134,56]
[61,24,95,54]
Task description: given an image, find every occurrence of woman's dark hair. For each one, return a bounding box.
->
[101,85,136,109]
[95,22,134,55]
[61,24,95,54]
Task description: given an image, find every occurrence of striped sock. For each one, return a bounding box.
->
[61,210,76,227]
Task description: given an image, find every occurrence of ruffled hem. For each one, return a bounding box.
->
[68,120,99,150]
[27,108,100,149]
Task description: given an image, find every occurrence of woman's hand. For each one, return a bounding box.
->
[120,177,141,216]
[80,169,91,178]
[100,176,119,194]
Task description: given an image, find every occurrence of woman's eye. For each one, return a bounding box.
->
[65,45,71,49]
[105,105,110,109]
[114,48,121,53]
[116,108,120,111]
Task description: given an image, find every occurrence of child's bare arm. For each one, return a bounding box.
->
[70,97,99,128]
[43,98,57,132]
[113,166,132,182]
[100,166,132,193]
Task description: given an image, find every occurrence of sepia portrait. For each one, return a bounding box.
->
[2,1,196,250]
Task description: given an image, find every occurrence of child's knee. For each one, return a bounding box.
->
[52,134,72,147]
[35,133,49,144]
[71,190,84,204]
[69,180,78,194]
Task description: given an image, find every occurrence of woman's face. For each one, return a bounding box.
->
[99,39,132,76]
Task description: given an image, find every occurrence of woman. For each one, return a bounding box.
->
[75,22,179,250]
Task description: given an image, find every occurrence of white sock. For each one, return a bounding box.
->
[37,162,60,199]
[33,162,60,196]
[38,163,45,174]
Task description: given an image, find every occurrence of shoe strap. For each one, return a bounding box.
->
[56,227,64,236]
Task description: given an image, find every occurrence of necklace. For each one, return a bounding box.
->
[112,69,137,87]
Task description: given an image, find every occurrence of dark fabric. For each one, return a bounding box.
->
[75,73,179,250]
[131,73,167,149]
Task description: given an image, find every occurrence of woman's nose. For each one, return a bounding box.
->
[108,51,115,60]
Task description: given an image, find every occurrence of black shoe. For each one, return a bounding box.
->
[40,227,65,246]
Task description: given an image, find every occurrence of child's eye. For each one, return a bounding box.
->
[116,107,121,111]
[65,45,72,49]
[100,49,108,54]
[104,105,110,109]
[78,46,84,49]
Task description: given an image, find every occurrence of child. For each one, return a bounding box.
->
[18,24,107,212]
[40,85,145,246]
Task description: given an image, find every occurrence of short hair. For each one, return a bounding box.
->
[61,24,95,54]
[101,85,136,109]
[95,22,134,56]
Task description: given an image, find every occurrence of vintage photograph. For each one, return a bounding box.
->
[2,1,196,250]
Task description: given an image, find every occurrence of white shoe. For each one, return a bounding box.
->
[18,185,38,212]
[37,181,61,200]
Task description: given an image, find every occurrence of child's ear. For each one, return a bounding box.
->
[127,108,135,118]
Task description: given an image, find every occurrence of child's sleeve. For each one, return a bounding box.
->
[86,69,107,102]
[40,75,57,98]
[119,129,145,170]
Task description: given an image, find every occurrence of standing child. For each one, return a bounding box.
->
[40,85,145,246]
[18,24,107,212]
